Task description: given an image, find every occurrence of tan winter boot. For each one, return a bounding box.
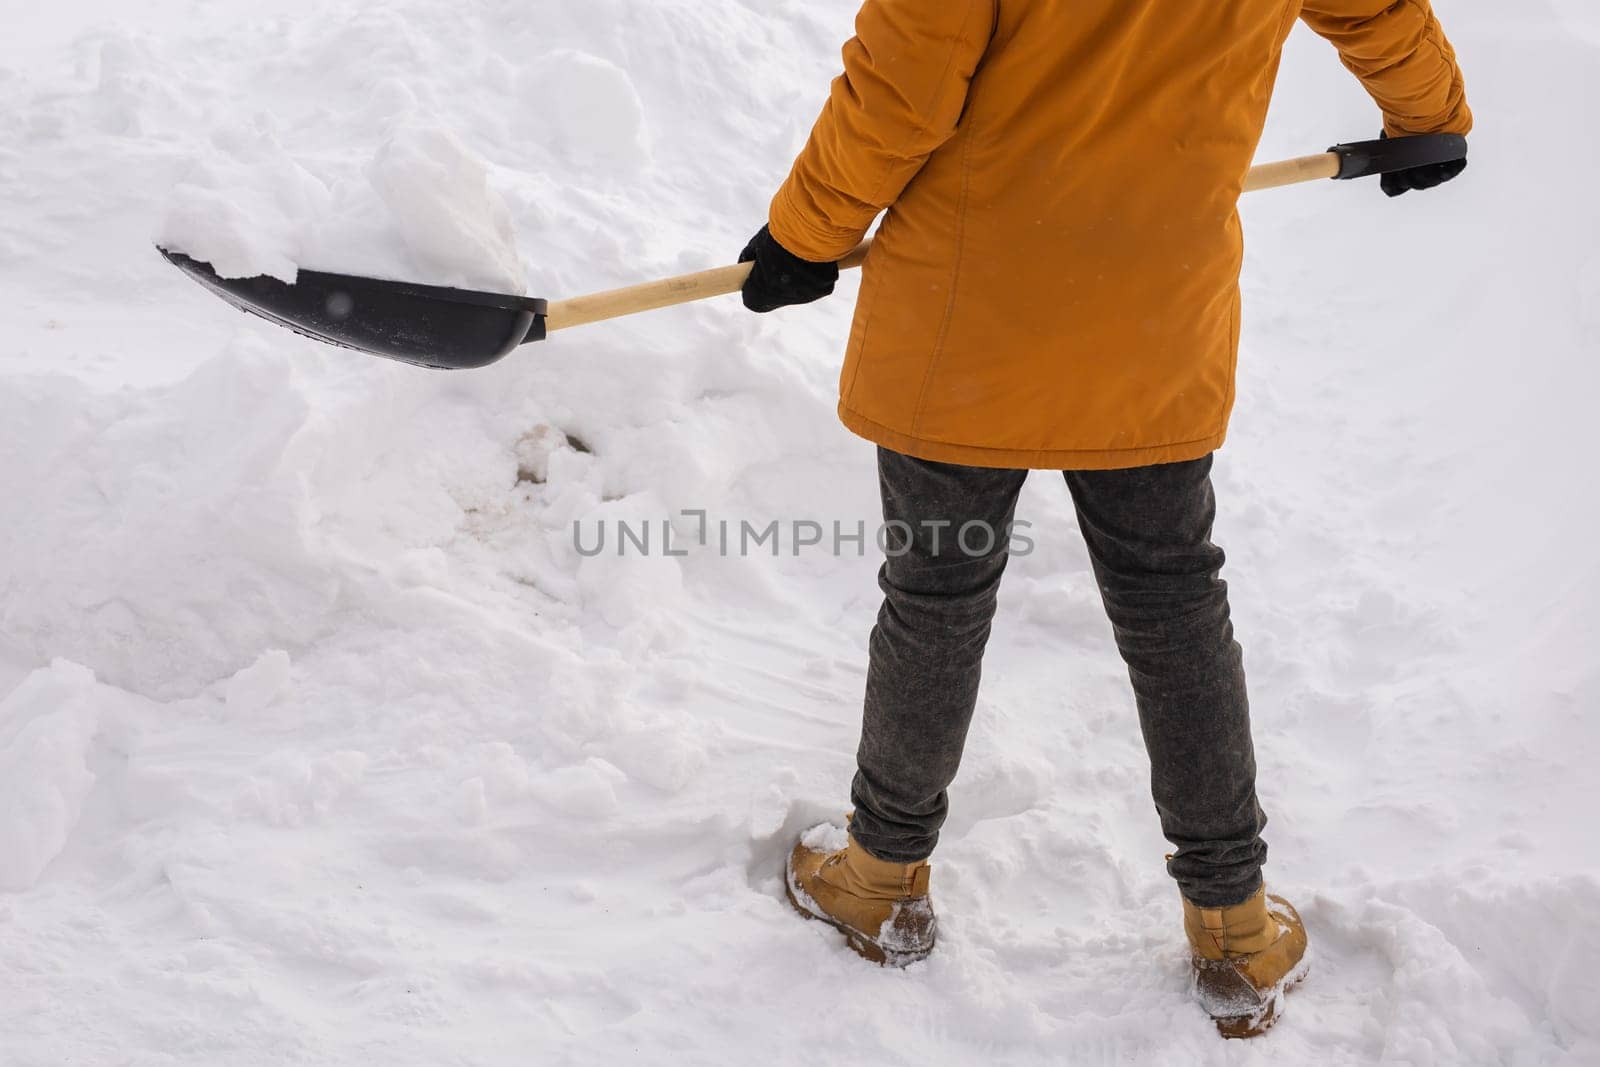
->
[785,827,935,967]
[1183,886,1310,1038]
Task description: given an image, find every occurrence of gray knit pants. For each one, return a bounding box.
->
[848,447,1268,908]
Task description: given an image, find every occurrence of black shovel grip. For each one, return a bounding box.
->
[1329,133,1468,180]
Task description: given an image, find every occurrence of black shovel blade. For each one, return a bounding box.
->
[159,248,548,370]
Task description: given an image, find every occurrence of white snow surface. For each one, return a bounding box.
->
[2,1,1597,1063]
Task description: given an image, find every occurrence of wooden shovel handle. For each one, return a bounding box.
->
[544,151,1342,334]
[1242,150,1342,192]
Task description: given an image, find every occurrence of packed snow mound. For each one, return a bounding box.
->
[0,661,101,891]
[159,118,526,290]
[0,349,340,696]
[366,122,528,292]
[157,125,333,282]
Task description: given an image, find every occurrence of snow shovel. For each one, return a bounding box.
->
[158,133,1466,371]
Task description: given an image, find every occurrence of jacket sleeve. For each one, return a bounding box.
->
[1299,0,1472,137]
[767,0,997,263]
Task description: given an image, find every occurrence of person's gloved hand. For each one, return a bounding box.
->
[1379,131,1468,198]
[739,225,839,313]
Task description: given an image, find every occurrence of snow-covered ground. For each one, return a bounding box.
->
[2,1,1597,1063]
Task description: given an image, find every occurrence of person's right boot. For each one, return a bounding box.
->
[1183,886,1309,1038]
[785,827,935,967]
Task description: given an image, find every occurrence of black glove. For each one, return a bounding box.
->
[738,225,839,313]
[1379,131,1468,198]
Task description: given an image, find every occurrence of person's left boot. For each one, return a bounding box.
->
[785,829,935,967]
[1184,886,1310,1038]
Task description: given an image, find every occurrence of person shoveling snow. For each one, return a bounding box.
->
[737,0,1470,1040]
[151,0,1472,1045]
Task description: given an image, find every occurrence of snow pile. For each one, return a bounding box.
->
[0,347,342,694]
[0,662,101,891]
[157,126,333,282]
[1,1,1597,1064]
[159,119,526,290]
[366,122,527,292]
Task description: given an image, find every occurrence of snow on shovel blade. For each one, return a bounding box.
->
[158,248,548,370]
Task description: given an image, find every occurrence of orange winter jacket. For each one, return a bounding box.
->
[769,0,1472,469]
